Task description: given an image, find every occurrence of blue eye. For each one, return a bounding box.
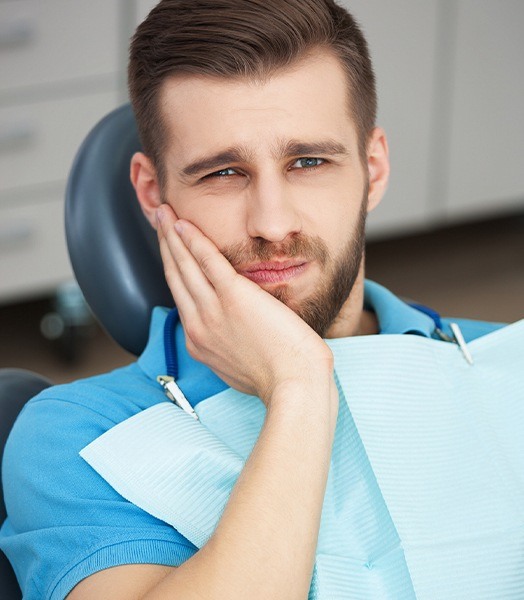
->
[208,168,237,178]
[293,157,325,169]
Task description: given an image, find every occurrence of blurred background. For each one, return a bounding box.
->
[0,0,523,383]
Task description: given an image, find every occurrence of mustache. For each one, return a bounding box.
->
[221,234,330,267]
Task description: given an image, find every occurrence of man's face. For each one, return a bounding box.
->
[157,51,381,336]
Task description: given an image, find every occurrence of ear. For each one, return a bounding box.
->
[366,127,390,213]
[130,151,162,229]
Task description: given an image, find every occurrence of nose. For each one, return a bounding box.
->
[245,176,302,242]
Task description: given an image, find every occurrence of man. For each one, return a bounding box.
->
[1,1,522,599]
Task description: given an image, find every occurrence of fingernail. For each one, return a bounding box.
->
[174,221,184,234]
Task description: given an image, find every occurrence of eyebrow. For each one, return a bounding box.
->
[179,138,349,179]
[275,139,349,160]
[180,147,255,178]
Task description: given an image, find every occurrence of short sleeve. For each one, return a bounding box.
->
[0,390,197,599]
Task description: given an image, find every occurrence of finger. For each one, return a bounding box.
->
[173,219,240,295]
[158,232,199,320]
[156,202,179,227]
[156,207,206,316]
[157,208,217,308]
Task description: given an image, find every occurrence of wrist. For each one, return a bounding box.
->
[266,375,339,430]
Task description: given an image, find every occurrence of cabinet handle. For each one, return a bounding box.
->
[0,221,35,250]
[0,122,37,152]
[0,18,37,49]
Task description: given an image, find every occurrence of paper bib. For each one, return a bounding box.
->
[81,320,524,599]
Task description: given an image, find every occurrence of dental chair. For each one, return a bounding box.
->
[0,104,171,597]
[0,370,52,599]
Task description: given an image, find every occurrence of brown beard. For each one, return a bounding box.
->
[221,194,368,337]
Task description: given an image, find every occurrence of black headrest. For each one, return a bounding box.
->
[65,105,173,356]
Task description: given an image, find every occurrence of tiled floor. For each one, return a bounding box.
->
[1,214,523,384]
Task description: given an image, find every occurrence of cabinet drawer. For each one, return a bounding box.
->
[0,196,72,302]
[0,90,119,195]
[0,0,120,94]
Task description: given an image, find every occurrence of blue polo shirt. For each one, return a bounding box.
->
[0,281,503,599]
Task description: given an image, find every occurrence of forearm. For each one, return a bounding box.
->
[144,377,338,600]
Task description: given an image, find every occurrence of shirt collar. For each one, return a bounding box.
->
[364,279,435,337]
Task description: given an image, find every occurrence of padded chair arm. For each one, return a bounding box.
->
[0,368,52,600]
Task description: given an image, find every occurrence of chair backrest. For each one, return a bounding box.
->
[0,369,52,599]
[65,104,174,357]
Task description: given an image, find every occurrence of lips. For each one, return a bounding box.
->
[237,260,308,284]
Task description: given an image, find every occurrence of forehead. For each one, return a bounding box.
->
[159,51,358,162]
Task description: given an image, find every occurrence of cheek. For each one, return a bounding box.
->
[170,192,246,251]
[303,191,363,253]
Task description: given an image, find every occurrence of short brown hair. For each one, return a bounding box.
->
[128,0,376,186]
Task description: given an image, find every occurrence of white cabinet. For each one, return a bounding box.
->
[0,92,119,193]
[0,196,74,300]
[444,0,524,220]
[0,0,122,303]
[344,0,440,236]
[0,0,120,93]
[343,0,524,236]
